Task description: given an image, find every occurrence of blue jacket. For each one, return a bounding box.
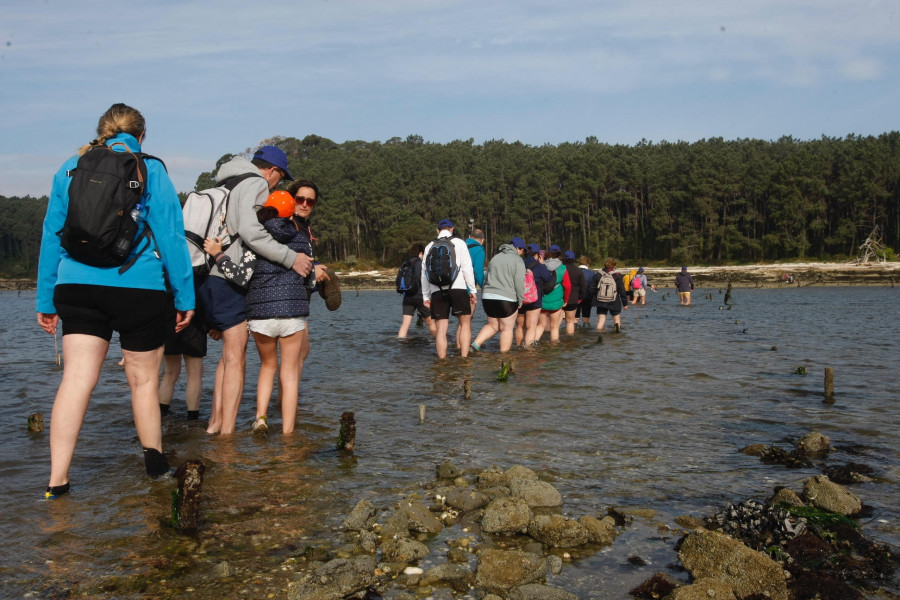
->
[36,133,194,313]
[466,238,485,288]
[523,255,555,308]
[246,217,313,320]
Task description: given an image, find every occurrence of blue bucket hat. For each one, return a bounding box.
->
[437,219,454,229]
[253,146,294,180]
[563,250,576,260]
[509,236,526,249]
[549,244,561,253]
[527,242,541,254]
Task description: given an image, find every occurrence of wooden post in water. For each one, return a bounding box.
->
[172,459,205,534]
[337,411,356,450]
[463,379,472,400]
[823,368,835,404]
[27,413,44,433]
[419,404,425,423]
[724,281,733,305]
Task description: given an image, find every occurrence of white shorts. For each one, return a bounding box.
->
[632,288,646,298]
[248,317,307,338]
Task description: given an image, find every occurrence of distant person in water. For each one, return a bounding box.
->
[675,266,695,305]
[397,243,436,340]
[420,219,477,358]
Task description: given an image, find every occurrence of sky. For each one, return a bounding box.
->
[2,0,899,197]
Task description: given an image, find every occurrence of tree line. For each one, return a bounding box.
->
[3,132,898,276]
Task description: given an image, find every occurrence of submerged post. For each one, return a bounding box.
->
[337,411,356,451]
[463,379,472,400]
[27,413,44,433]
[724,281,733,305]
[419,404,425,423]
[823,368,835,404]
[172,459,205,534]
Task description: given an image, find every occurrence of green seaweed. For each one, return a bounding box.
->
[170,487,180,529]
[787,505,858,529]
[497,359,513,382]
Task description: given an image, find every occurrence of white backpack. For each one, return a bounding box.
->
[596,270,618,303]
[182,173,261,277]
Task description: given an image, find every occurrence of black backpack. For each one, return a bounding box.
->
[58,142,162,273]
[425,237,459,290]
[395,257,420,296]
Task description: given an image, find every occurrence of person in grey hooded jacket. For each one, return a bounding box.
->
[201,145,314,435]
[471,238,526,353]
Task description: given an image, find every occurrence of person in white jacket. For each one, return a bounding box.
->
[420,219,477,358]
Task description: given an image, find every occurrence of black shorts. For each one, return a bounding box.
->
[402,295,431,319]
[563,302,579,312]
[483,298,518,319]
[575,302,593,318]
[198,276,247,331]
[429,289,471,320]
[54,284,172,352]
[519,300,542,312]
[596,306,622,316]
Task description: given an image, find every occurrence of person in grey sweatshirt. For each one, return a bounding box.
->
[471,238,526,353]
[200,145,314,435]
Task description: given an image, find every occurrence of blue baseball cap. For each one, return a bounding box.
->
[563,250,576,260]
[253,146,294,181]
[527,242,541,254]
[437,219,454,229]
[509,236,526,249]
[549,244,561,253]
[638,267,644,273]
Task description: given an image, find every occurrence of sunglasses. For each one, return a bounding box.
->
[294,196,317,207]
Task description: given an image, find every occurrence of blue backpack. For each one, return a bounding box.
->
[425,237,459,290]
[396,258,420,296]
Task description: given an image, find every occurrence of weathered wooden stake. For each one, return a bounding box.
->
[823,368,835,404]
[463,379,472,400]
[419,404,425,423]
[172,459,205,534]
[337,411,356,450]
[27,413,44,433]
[723,281,733,305]
[497,360,513,382]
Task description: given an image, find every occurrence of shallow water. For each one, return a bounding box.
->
[1,286,898,598]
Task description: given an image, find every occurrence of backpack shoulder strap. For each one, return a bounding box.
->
[221,171,264,191]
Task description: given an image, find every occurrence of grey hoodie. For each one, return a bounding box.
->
[212,156,296,279]
[483,244,526,305]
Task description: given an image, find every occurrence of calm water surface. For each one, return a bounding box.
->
[0,286,897,598]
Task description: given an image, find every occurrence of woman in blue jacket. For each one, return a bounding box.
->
[36,104,194,498]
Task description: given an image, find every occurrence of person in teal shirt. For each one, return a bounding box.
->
[36,103,194,498]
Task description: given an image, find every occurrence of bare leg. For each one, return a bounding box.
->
[534,312,548,342]
[564,309,577,334]
[48,334,108,488]
[218,323,248,435]
[523,309,540,346]
[206,358,224,434]
[124,345,165,454]
[158,354,182,408]
[497,313,518,352]
[548,309,564,342]
[457,313,473,357]
[278,330,305,434]
[397,314,414,338]
[183,355,203,412]
[252,331,279,425]
[435,319,450,358]
[596,312,607,331]
[474,317,499,348]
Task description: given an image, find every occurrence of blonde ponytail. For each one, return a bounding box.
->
[77,103,146,156]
